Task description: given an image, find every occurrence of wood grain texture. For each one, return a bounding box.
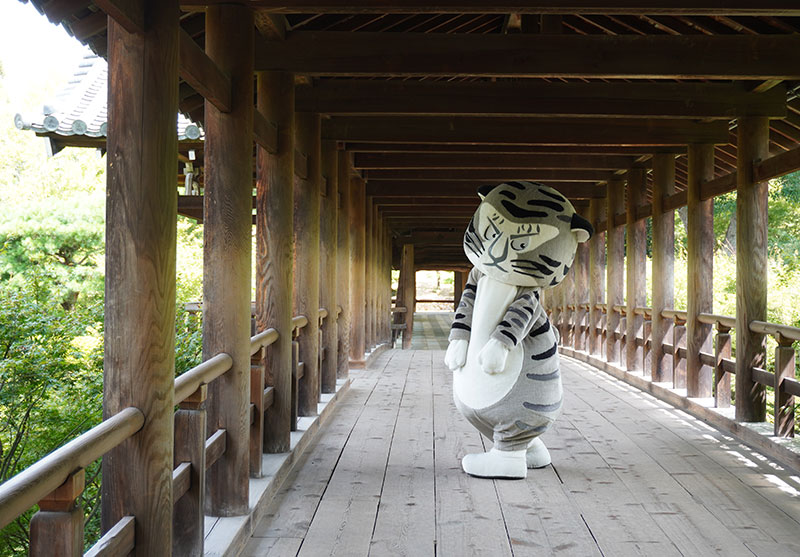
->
[606,179,624,365]
[574,210,590,351]
[257,71,295,453]
[320,140,339,393]
[336,150,351,379]
[178,28,231,113]
[736,117,770,422]
[774,342,795,437]
[294,112,322,417]
[651,154,675,383]
[349,177,366,362]
[102,0,177,549]
[588,198,606,357]
[400,245,415,350]
[364,197,374,349]
[686,144,715,398]
[626,168,646,372]
[202,4,254,516]
[172,407,206,555]
[30,507,83,556]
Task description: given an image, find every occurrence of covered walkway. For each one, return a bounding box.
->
[243,333,800,556]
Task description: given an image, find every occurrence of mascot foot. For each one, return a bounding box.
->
[526,437,551,469]
[461,448,527,479]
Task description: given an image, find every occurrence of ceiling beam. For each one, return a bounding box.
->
[365,169,615,181]
[95,0,144,34]
[346,143,687,155]
[366,181,606,198]
[179,28,232,113]
[373,196,479,206]
[187,2,800,16]
[257,33,800,80]
[325,117,729,146]
[298,80,785,119]
[355,153,641,170]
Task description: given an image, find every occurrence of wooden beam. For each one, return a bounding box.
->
[257,33,800,80]
[94,0,144,34]
[394,231,465,246]
[323,117,730,146]
[299,80,786,119]
[355,152,639,170]
[365,168,614,182]
[374,196,478,206]
[186,2,800,16]
[366,181,606,199]
[102,0,176,550]
[754,144,800,182]
[179,28,232,113]
[202,4,253,515]
[253,109,278,154]
[347,143,687,155]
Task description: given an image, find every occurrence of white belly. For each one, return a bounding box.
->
[453,276,523,409]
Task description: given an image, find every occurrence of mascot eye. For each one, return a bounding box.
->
[484,226,499,241]
[510,238,528,251]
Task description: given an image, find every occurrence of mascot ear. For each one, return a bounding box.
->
[571,213,593,243]
[477,184,497,200]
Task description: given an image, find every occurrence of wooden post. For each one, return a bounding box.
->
[30,470,85,556]
[715,325,732,408]
[294,112,321,415]
[775,337,795,437]
[686,143,715,398]
[651,153,675,383]
[454,271,464,312]
[202,4,253,516]
[336,150,351,378]
[383,225,391,343]
[257,71,294,453]
[401,244,416,349]
[320,140,338,393]
[364,195,374,350]
[350,176,366,365]
[673,316,687,389]
[173,389,207,555]
[103,0,177,546]
[606,178,624,365]
[588,199,605,356]
[736,116,769,422]
[626,168,646,372]
[574,209,590,352]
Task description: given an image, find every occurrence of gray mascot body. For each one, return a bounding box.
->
[444,181,592,479]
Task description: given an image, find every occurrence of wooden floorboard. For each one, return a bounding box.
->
[244,348,800,557]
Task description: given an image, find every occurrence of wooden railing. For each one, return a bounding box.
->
[553,303,799,438]
[0,308,336,556]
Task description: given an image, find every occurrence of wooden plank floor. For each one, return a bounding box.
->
[243,348,800,556]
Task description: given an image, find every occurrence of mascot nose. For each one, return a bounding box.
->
[488,236,509,263]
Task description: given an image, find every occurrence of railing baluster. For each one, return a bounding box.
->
[250,345,265,476]
[715,324,732,408]
[673,315,687,390]
[173,386,207,556]
[30,469,85,557]
[774,336,796,438]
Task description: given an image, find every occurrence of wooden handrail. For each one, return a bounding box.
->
[662,309,688,321]
[292,315,309,332]
[319,307,329,320]
[0,407,144,529]
[391,306,407,314]
[633,306,652,317]
[174,353,234,404]
[250,328,279,356]
[697,312,736,329]
[750,320,800,342]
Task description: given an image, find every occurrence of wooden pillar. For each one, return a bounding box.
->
[202,4,254,516]
[30,470,85,556]
[349,176,366,364]
[626,168,646,372]
[336,150,351,378]
[736,116,769,422]
[588,199,606,356]
[454,271,464,312]
[574,212,589,352]
[257,72,294,453]
[651,153,675,383]
[400,244,416,349]
[687,144,715,398]
[102,0,177,547]
[606,179,624,365]
[294,112,321,416]
[320,140,338,393]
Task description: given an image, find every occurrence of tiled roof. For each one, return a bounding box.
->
[14,54,202,142]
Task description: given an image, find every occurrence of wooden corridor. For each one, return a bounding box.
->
[243,346,800,557]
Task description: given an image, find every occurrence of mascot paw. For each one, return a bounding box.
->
[461,448,527,479]
[478,339,510,374]
[444,339,469,371]
[526,437,552,469]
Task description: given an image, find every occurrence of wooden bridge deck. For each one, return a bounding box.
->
[243,329,800,556]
